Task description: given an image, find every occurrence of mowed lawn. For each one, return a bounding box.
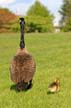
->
[0,32,71,108]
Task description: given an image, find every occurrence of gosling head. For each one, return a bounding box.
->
[54,78,60,85]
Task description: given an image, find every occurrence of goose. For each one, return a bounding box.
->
[10,18,36,91]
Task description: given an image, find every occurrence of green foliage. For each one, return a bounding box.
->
[0,2,54,33]
[1,33,71,108]
[62,18,71,32]
[26,1,54,32]
[7,16,54,33]
[25,16,54,32]
[60,0,71,16]
[59,0,71,31]
[8,18,20,32]
[0,1,54,33]
[27,1,50,17]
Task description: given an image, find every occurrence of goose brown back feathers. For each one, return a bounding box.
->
[10,51,36,84]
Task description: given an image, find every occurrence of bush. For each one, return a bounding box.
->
[62,18,71,32]
[25,16,54,33]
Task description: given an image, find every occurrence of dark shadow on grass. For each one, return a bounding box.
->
[10,83,33,92]
[47,91,55,95]
[47,91,59,95]
[10,85,20,93]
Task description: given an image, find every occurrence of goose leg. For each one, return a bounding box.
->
[16,81,28,91]
[16,80,33,91]
[29,79,32,85]
[23,82,28,90]
[27,79,33,89]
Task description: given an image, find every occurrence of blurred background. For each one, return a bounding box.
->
[0,0,71,33]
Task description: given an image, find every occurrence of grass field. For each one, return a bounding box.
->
[0,32,71,108]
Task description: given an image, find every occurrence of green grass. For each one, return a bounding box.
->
[0,32,71,108]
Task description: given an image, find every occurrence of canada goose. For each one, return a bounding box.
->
[48,78,60,93]
[10,18,36,91]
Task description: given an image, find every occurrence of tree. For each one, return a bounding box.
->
[27,1,50,17]
[0,8,16,28]
[26,1,54,32]
[59,0,71,26]
[62,17,71,32]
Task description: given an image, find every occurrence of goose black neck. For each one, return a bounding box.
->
[19,18,25,49]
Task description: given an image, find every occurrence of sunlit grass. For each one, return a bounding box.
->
[0,32,71,108]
